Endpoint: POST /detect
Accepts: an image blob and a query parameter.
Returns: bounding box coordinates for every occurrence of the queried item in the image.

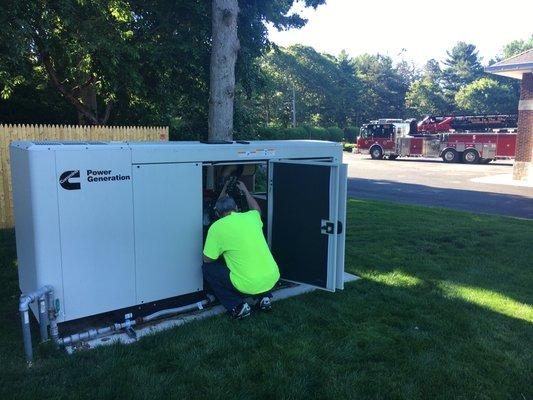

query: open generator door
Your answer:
[268,160,341,291]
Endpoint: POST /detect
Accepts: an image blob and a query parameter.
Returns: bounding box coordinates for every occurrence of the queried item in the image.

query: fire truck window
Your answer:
[360,127,371,138]
[373,124,393,138]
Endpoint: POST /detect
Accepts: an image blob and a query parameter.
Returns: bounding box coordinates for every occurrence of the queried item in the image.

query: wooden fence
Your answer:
[0,124,169,229]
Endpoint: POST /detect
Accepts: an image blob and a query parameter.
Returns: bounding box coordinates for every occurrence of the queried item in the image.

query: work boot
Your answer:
[230,302,251,320]
[257,296,272,311]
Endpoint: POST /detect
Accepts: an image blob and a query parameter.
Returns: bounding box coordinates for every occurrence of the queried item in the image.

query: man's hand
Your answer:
[237,180,261,215]
[236,180,248,193]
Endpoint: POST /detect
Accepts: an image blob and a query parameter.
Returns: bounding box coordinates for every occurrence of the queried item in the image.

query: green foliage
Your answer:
[325,126,343,141]
[501,35,533,59]
[406,78,450,117]
[343,126,359,143]
[254,45,362,128]
[234,125,347,142]
[0,0,213,128]
[455,77,518,114]
[405,38,526,118]
[0,0,324,132]
[352,54,411,120]
[442,42,484,96]
[0,2,527,137]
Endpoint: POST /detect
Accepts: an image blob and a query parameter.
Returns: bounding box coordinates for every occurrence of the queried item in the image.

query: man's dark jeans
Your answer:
[202,259,272,312]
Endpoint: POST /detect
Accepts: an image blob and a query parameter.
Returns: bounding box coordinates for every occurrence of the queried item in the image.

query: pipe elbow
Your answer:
[19,296,32,312]
[19,285,54,312]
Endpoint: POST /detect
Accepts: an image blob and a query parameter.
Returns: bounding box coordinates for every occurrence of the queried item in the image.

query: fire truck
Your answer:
[356,119,517,163]
[417,114,517,133]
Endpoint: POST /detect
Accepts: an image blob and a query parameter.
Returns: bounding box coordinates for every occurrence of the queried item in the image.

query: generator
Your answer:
[10,140,347,332]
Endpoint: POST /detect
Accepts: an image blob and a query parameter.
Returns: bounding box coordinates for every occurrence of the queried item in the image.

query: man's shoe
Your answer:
[230,302,251,319]
[258,297,272,311]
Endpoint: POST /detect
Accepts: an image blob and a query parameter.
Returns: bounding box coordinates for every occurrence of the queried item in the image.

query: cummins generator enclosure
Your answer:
[10,140,347,327]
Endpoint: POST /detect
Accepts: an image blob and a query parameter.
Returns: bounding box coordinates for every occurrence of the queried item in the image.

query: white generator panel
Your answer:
[10,140,347,325]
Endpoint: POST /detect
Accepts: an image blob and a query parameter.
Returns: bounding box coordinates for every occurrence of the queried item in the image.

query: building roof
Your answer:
[485,48,533,79]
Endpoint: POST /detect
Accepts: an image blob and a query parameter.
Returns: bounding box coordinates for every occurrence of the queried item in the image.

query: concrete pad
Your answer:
[65,273,360,353]
[471,174,533,188]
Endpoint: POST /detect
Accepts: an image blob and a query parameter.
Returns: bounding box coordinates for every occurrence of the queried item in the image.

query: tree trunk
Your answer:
[77,84,98,125]
[208,0,239,141]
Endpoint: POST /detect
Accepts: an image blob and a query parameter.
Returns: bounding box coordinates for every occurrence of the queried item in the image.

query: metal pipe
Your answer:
[20,308,33,364]
[59,300,209,347]
[38,296,48,342]
[59,322,128,346]
[19,285,54,364]
[47,290,59,344]
[143,300,208,322]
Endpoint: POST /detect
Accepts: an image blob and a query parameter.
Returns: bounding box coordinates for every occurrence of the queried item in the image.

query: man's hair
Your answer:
[215,195,237,215]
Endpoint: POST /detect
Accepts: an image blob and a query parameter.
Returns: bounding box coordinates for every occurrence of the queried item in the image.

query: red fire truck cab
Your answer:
[356,121,517,164]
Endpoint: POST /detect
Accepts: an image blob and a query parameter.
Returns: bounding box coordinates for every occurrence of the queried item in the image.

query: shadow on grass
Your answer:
[345,198,532,308]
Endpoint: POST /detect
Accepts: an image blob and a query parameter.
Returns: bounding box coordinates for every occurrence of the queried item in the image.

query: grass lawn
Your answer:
[0,200,531,399]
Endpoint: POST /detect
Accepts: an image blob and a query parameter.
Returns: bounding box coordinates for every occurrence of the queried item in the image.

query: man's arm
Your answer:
[237,181,261,215]
[217,180,230,201]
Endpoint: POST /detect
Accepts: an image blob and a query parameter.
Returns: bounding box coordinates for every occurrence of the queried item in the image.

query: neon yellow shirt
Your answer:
[203,210,280,294]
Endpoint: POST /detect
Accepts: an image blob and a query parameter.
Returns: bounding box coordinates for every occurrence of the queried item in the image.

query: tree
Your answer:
[0,1,145,124]
[501,35,533,59]
[442,42,484,96]
[0,1,212,128]
[254,45,361,128]
[0,0,324,135]
[405,78,450,117]
[423,59,443,82]
[352,54,412,120]
[209,0,326,140]
[455,77,518,114]
[405,59,452,117]
[208,0,240,141]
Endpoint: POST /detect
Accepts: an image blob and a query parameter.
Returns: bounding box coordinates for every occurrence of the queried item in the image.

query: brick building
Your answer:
[486,49,533,181]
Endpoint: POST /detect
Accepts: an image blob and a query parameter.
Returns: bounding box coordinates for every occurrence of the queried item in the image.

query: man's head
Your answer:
[215,195,238,218]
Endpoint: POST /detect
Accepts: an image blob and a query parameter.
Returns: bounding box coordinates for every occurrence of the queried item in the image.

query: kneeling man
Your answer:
[202,181,280,319]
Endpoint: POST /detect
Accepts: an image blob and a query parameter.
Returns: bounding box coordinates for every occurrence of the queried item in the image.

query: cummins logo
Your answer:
[59,169,131,190]
[59,170,81,190]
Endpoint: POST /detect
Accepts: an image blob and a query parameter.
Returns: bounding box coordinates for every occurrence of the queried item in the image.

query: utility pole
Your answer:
[292,85,296,128]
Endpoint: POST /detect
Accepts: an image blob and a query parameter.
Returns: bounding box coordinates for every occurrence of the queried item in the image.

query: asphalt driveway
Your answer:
[343,153,533,219]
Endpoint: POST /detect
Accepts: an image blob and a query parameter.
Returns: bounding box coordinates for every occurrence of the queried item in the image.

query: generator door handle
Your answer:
[321,220,343,235]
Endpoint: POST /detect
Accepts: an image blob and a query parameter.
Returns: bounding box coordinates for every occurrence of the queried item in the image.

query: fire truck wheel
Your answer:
[370,146,383,160]
[442,149,459,163]
[462,149,480,164]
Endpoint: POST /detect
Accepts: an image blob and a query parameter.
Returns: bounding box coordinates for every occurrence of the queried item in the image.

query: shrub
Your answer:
[284,127,308,140]
[304,126,328,140]
[343,126,359,143]
[245,125,346,142]
[326,126,343,142]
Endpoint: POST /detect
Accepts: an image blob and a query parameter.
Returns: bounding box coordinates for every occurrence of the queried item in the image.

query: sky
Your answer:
[267,0,533,67]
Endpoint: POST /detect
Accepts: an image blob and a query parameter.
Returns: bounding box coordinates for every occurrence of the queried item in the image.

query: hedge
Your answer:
[171,125,360,142]
[236,125,359,142]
